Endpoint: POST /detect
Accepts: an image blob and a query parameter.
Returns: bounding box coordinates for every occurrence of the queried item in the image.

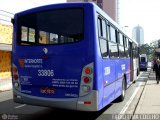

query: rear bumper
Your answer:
[13,88,77,110]
[13,89,98,111]
[140,67,147,71]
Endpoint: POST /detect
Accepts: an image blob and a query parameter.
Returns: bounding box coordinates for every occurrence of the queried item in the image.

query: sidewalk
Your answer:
[0,78,12,92]
[135,70,160,114]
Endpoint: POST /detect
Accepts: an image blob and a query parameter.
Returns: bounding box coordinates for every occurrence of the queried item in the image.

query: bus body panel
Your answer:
[102,58,130,107]
[102,59,116,107]
[115,59,130,97]
[13,43,91,98]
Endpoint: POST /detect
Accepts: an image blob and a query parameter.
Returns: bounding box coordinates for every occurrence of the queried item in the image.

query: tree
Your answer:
[139,43,150,54]
[139,43,156,61]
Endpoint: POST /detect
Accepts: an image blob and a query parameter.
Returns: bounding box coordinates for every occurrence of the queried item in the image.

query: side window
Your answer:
[107,25,110,41]
[119,45,125,58]
[118,33,125,57]
[128,40,132,58]
[135,46,138,58]
[98,17,108,58]
[110,26,116,43]
[108,42,118,57]
[102,20,107,38]
[108,25,118,58]
[124,37,128,48]
[100,39,108,57]
[98,18,107,39]
[124,37,129,57]
[119,33,124,45]
[132,43,136,58]
[98,18,102,37]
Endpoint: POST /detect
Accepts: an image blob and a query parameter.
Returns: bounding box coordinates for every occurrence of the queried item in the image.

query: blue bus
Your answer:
[139,54,148,71]
[11,2,139,111]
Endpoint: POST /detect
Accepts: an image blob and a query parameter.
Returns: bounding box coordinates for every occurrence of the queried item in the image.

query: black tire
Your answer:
[117,79,126,102]
[133,80,136,83]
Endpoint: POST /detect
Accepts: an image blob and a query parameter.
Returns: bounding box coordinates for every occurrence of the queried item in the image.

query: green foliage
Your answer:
[139,43,156,61]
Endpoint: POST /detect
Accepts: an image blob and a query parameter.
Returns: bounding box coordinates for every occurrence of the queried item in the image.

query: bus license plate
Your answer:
[40,87,55,94]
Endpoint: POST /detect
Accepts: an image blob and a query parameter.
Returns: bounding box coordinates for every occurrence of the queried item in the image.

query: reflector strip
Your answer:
[84,101,92,104]
[78,101,92,104]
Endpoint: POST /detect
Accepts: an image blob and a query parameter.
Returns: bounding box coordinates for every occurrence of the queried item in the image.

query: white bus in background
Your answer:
[139,54,148,71]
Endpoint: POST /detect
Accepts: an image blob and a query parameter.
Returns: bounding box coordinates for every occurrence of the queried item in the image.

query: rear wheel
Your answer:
[117,78,126,102]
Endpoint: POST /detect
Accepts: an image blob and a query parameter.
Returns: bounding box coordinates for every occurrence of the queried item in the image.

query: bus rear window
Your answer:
[18,8,84,45]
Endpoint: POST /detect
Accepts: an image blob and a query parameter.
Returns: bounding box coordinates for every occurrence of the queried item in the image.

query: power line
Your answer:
[38,0,51,4]
[0,10,14,15]
[0,18,12,24]
[29,0,43,6]
[0,13,13,18]
[45,0,58,4]
[30,0,59,7]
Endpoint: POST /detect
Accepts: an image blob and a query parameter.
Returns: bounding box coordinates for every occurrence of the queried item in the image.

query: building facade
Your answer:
[132,25,144,45]
[0,10,13,79]
[67,0,119,23]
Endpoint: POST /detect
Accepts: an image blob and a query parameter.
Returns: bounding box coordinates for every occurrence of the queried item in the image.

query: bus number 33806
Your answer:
[38,69,54,76]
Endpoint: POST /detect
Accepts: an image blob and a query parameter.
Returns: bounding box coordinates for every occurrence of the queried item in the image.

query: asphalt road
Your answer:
[0,71,150,120]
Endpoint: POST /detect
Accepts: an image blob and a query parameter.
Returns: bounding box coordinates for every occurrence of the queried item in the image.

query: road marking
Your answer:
[118,72,144,116]
[15,104,26,109]
[119,82,142,115]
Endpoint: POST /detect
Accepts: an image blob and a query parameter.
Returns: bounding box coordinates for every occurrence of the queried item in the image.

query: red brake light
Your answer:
[83,76,90,83]
[13,75,18,80]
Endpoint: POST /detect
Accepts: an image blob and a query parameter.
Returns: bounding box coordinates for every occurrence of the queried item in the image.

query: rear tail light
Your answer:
[79,63,93,96]
[12,67,17,73]
[83,76,91,83]
[13,75,18,80]
[82,85,90,92]
[84,67,92,75]
[12,64,21,91]
[14,82,19,88]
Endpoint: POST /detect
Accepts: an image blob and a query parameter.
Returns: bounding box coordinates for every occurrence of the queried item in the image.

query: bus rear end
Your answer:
[139,54,148,71]
[12,3,98,111]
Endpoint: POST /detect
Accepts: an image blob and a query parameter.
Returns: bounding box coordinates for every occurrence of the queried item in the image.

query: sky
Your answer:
[0,0,66,13]
[0,0,160,44]
[119,0,160,44]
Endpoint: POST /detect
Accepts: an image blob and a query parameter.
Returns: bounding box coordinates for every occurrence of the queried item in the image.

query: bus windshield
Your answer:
[18,8,83,45]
